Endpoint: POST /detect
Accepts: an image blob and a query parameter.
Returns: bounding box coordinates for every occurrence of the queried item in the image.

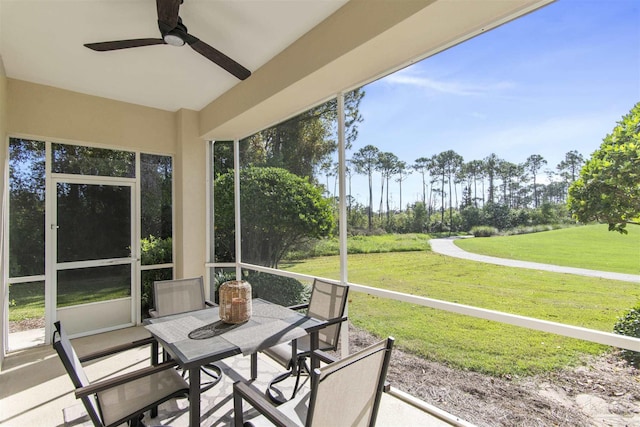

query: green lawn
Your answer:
[281,250,638,376]
[9,277,130,322]
[456,224,640,275]
[8,281,45,322]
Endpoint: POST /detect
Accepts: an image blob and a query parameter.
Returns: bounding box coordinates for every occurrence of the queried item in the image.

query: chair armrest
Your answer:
[312,349,339,365]
[75,360,179,398]
[287,303,309,311]
[322,315,348,328]
[233,381,298,427]
[79,336,156,362]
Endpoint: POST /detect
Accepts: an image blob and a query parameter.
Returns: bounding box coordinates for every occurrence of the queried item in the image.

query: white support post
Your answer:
[337,92,349,358]
[44,141,54,345]
[233,139,242,280]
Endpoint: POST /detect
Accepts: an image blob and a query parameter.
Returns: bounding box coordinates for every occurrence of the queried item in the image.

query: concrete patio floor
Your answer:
[1,326,474,427]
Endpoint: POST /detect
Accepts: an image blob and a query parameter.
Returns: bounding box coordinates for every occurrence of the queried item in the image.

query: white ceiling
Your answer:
[0,0,348,112]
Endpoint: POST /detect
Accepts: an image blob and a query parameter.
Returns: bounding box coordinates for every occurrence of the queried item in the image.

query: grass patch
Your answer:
[455,224,640,275]
[282,251,639,376]
[8,281,45,322]
[9,277,130,322]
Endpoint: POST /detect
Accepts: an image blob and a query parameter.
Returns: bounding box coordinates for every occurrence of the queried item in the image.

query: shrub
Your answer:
[212,270,309,307]
[140,236,172,313]
[460,206,484,231]
[505,225,554,236]
[483,203,511,230]
[140,235,172,265]
[613,305,640,367]
[244,272,310,307]
[470,226,500,237]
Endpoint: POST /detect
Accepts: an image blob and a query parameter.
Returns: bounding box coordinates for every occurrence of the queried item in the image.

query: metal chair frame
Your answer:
[263,279,349,403]
[52,321,188,427]
[234,337,395,427]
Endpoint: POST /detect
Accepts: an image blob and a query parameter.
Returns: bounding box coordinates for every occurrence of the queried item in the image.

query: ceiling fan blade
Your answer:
[156,0,181,29]
[84,39,166,51]
[185,35,251,80]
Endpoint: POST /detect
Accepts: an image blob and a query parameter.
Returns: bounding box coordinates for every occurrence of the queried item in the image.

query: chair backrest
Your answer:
[306,337,394,427]
[152,276,206,317]
[53,321,104,427]
[306,279,349,350]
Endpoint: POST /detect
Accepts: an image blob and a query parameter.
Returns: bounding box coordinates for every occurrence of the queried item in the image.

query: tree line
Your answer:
[342,146,585,232]
[213,89,636,268]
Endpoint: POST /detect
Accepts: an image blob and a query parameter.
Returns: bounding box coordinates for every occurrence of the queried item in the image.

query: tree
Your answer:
[319,158,338,198]
[496,160,520,208]
[525,154,547,208]
[413,157,432,206]
[568,102,640,234]
[214,167,335,267]
[465,159,485,207]
[345,160,354,217]
[553,150,584,204]
[241,88,365,180]
[351,145,380,230]
[376,151,399,221]
[431,150,463,232]
[442,150,464,232]
[484,153,500,204]
[429,153,447,228]
[9,139,46,277]
[557,150,584,185]
[395,160,410,211]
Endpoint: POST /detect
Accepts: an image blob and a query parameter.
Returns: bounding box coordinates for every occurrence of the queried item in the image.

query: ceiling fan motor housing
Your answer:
[85,0,251,80]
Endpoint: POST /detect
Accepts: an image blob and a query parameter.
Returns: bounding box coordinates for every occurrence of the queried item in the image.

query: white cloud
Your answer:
[384,70,515,97]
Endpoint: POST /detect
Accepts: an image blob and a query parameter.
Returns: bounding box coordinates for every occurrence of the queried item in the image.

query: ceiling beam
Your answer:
[199,0,553,141]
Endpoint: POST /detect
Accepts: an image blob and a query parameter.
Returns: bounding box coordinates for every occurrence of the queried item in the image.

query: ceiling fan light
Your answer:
[164,33,185,46]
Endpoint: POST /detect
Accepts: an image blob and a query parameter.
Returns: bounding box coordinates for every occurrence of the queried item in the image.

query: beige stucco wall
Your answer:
[7,79,176,153]
[175,109,207,280]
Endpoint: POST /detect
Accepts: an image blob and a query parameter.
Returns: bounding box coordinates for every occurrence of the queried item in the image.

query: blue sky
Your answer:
[346,0,640,208]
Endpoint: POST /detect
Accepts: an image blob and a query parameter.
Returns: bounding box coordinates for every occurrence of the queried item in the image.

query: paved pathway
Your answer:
[429,237,640,283]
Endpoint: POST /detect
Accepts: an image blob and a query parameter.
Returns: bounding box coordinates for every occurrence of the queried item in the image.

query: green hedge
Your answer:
[614,305,640,367]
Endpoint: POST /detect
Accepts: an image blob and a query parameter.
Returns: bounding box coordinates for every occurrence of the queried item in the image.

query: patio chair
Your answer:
[149,276,223,391]
[262,279,349,403]
[53,321,188,427]
[234,337,394,427]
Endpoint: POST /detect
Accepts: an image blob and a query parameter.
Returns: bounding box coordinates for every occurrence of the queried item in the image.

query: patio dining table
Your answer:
[144,298,326,427]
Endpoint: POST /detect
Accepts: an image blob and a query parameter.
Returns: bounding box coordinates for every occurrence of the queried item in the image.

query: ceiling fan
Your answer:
[84,0,251,80]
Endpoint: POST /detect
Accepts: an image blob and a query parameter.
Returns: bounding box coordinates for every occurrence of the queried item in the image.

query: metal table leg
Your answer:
[189,366,201,427]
